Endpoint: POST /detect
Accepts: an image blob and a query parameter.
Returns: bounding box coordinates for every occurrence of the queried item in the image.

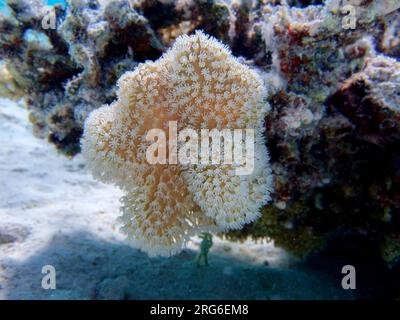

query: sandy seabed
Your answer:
[0,98,356,299]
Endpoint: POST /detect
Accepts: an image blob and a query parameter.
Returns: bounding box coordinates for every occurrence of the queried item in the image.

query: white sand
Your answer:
[0,98,356,299]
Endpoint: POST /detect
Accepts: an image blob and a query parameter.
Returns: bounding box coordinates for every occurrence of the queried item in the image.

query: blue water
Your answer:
[47,0,66,5]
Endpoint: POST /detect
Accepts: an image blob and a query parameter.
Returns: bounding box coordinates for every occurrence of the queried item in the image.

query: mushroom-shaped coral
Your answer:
[81,31,273,257]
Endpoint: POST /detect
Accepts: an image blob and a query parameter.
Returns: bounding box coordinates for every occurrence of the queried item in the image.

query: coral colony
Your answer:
[81,31,273,256]
[1,0,399,265]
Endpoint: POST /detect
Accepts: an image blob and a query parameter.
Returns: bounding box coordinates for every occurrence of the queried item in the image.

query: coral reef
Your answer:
[0,61,26,98]
[81,31,273,257]
[227,1,400,266]
[0,0,399,267]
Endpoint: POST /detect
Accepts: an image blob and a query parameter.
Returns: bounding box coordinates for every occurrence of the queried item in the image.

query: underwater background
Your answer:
[0,0,66,11]
[0,0,399,300]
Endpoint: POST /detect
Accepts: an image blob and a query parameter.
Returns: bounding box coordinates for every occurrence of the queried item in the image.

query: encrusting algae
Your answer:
[81,31,273,257]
